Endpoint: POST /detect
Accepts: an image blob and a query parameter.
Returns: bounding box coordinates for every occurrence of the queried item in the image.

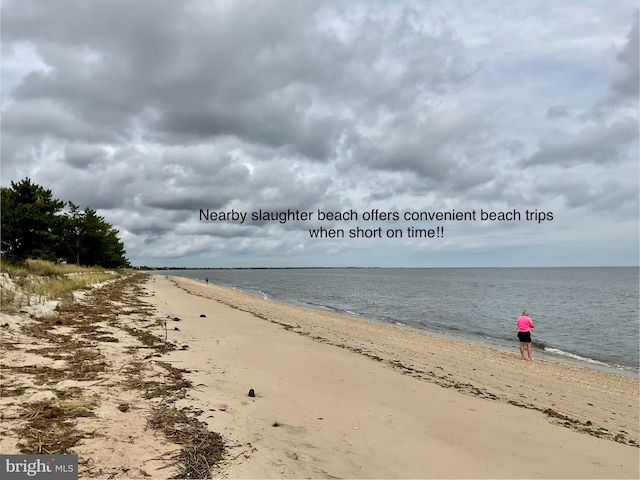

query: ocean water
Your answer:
[157,267,639,376]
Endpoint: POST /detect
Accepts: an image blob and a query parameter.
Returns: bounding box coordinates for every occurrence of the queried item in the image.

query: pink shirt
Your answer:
[517,315,533,332]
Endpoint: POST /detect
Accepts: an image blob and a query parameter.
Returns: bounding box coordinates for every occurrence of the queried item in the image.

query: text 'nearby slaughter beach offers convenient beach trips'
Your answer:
[1,272,638,479]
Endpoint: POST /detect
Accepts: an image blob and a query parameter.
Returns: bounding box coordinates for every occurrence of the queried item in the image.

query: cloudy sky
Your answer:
[2,0,638,267]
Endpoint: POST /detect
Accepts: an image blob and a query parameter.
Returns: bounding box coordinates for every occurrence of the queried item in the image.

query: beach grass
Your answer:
[0,258,120,312]
[1,257,114,277]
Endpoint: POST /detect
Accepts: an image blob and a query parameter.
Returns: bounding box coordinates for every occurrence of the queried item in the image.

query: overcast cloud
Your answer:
[1,0,638,267]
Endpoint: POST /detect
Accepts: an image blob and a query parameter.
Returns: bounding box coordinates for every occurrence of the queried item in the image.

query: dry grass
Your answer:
[2,258,108,277]
[125,360,193,400]
[24,273,118,299]
[148,405,225,480]
[113,291,226,479]
[5,273,144,457]
[1,259,119,313]
[4,271,226,477]
[17,401,93,454]
[0,382,28,397]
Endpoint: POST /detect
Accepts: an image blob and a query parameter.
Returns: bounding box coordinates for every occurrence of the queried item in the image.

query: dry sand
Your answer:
[1,272,638,479]
[1,274,213,479]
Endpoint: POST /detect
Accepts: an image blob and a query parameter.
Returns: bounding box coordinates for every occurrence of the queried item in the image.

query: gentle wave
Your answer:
[169,268,639,372]
[544,347,630,370]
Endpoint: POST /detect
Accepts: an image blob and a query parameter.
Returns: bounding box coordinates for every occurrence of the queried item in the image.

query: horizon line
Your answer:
[138,265,640,270]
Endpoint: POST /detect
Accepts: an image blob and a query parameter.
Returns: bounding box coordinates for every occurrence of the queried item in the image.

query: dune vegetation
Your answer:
[0,258,120,313]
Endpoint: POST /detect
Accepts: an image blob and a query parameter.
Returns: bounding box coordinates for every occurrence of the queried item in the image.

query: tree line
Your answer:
[1,178,129,268]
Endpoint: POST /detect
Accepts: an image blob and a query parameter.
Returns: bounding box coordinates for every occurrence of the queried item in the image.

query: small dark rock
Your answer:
[173,317,181,322]
[272,422,280,427]
[248,388,255,397]
[199,314,207,318]
[174,327,180,331]
[118,403,130,412]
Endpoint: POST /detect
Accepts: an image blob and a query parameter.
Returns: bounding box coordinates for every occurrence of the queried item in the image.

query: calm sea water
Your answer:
[157,268,639,376]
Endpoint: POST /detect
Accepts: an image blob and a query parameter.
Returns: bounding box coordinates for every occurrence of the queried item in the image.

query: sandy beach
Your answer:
[1,272,638,479]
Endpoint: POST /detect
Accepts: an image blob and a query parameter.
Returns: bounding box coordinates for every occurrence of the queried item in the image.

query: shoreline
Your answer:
[2,272,639,478]
[166,275,640,445]
[181,276,640,379]
[158,274,640,477]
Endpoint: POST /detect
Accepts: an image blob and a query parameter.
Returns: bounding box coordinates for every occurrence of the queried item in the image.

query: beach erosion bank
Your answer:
[1,273,638,478]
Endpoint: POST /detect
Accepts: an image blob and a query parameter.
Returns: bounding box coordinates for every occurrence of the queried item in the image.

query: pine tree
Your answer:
[1,179,130,267]
[1,178,65,262]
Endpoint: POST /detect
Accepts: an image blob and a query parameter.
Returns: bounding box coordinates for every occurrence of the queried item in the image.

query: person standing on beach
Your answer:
[517,310,535,361]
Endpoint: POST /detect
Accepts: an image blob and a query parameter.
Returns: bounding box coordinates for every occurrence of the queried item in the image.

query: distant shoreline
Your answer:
[142,265,639,270]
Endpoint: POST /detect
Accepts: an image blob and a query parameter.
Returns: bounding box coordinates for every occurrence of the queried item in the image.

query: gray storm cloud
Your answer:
[1,0,637,266]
